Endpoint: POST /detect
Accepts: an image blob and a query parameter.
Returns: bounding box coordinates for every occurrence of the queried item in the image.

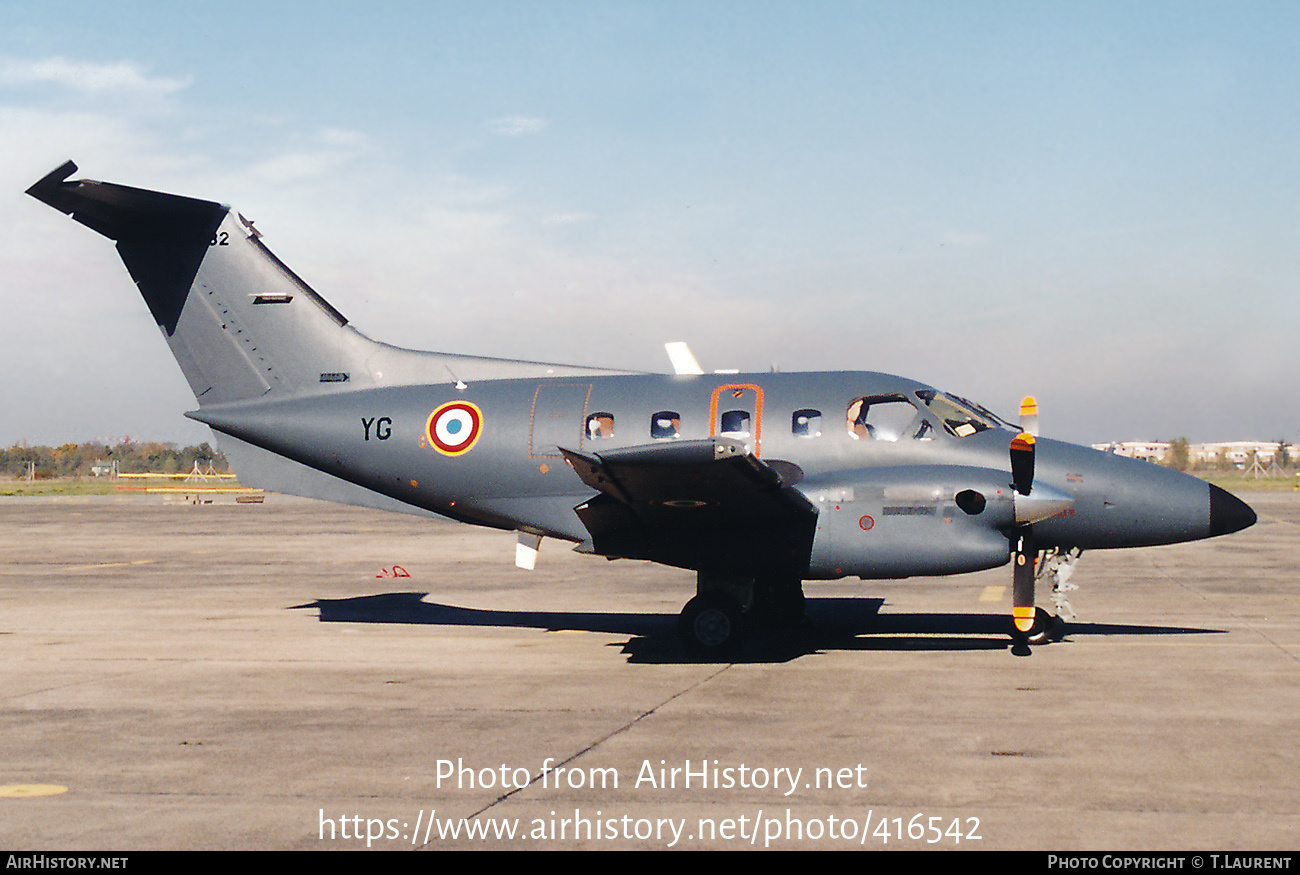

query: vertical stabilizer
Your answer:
[27,161,374,406]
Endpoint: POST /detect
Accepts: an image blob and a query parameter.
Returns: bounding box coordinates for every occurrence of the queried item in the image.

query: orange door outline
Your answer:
[709,383,764,457]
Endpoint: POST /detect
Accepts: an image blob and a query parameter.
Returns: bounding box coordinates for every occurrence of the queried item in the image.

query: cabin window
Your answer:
[792,409,822,438]
[846,395,927,442]
[651,411,681,439]
[720,410,750,438]
[586,412,615,440]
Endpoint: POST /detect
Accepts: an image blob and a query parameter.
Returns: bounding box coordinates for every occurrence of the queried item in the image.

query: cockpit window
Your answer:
[915,390,1005,438]
[846,395,930,442]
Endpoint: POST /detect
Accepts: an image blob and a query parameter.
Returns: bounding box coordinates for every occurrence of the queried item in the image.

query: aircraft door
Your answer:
[710,383,764,456]
[529,383,592,458]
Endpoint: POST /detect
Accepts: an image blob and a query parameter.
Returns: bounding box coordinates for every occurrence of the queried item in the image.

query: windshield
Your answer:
[914,389,1010,438]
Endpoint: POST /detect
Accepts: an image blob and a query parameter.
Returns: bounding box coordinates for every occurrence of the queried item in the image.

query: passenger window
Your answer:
[651,411,681,439]
[792,409,822,438]
[847,396,925,442]
[720,410,750,438]
[585,412,614,440]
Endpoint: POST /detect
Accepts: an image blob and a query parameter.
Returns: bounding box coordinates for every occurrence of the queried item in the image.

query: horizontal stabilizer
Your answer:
[27,161,227,244]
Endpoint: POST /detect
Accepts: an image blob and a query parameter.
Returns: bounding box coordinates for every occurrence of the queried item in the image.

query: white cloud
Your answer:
[0,56,190,98]
[487,115,547,136]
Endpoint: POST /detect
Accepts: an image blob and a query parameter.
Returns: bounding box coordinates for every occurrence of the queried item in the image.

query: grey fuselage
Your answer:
[189,368,1233,580]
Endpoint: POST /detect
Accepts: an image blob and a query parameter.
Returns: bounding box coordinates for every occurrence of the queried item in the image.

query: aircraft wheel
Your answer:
[1011,607,1060,646]
[1029,608,1065,645]
[679,593,745,656]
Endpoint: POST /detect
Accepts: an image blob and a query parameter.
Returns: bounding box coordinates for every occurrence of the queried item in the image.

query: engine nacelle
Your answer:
[801,466,1017,579]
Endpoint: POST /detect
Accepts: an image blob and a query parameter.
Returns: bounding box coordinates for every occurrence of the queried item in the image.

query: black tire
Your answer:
[678,593,746,655]
[1028,607,1063,645]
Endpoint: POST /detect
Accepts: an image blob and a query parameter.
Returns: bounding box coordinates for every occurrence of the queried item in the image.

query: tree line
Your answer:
[1,441,230,479]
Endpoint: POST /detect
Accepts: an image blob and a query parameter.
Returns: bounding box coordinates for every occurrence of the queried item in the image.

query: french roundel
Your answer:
[427,401,483,456]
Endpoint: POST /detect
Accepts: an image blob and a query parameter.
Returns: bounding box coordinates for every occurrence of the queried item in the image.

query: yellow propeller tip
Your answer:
[1013,606,1037,632]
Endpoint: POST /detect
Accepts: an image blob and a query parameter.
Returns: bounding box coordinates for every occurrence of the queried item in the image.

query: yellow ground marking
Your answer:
[117,472,237,479]
[0,784,68,798]
[115,486,263,494]
[979,585,1006,602]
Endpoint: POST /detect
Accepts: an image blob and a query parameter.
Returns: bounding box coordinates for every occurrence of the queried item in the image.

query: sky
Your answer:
[2,1,1298,448]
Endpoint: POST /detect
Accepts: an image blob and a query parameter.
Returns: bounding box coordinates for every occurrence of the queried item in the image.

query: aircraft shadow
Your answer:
[292,593,1224,664]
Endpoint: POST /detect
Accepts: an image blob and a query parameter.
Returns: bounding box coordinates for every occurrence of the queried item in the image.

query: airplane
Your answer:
[26,161,1257,654]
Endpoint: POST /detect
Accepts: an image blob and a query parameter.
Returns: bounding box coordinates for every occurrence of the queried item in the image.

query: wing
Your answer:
[560,438,817,577]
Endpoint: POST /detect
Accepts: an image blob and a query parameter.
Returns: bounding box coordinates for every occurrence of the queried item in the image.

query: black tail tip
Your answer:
[1208,483,1256,536]
[25,160,79,208]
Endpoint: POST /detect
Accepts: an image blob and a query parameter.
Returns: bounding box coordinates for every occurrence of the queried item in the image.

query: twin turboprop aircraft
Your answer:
[27,162,1257,653]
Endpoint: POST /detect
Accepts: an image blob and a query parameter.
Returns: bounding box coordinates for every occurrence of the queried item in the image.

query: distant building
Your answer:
[1091,440,1286,468]
[1092,441,1171,463]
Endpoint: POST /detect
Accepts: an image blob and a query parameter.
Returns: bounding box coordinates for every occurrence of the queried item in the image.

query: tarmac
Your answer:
[1,489,1295,850]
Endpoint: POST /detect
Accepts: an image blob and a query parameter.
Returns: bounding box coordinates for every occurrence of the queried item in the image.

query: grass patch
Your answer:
[1201,474,1300,492]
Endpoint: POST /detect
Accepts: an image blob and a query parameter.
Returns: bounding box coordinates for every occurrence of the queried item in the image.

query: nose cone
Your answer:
[1209,484,1257,536]
[1028,439,1260,549]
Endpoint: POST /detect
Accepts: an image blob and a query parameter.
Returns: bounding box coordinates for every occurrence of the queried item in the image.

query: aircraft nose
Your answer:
[1208,484,1257,536]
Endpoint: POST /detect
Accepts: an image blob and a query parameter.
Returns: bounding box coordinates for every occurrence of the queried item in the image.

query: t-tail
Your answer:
[26,160,386,405]
[26,161,631,408]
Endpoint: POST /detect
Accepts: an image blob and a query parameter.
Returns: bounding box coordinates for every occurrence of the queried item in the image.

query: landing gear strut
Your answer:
[751,575,805,630]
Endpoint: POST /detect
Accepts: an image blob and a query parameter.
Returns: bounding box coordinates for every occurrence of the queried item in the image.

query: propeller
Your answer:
[1019,395,1039,437]
[1005,395,1075,639]
[1011,526,1038,634]
[1010,396,1039,636]
[1010,431,1035,497]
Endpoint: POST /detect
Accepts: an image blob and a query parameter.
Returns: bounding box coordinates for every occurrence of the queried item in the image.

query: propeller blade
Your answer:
[1010,431,1035,496]
[1019,395,1039,436]
[1012,526,1036,633]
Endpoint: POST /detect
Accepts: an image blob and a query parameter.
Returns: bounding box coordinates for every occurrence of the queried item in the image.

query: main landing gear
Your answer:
[677,572,806,655]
